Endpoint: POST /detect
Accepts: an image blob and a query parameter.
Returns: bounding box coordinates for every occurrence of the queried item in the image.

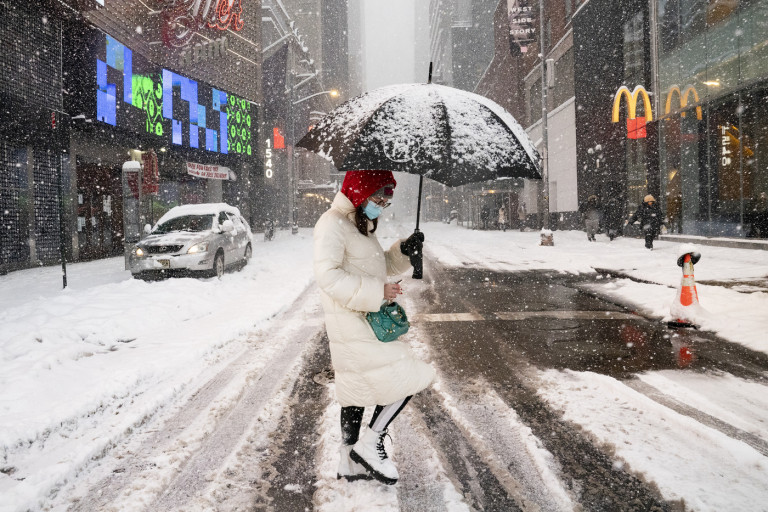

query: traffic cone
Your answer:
[668,252,703,328]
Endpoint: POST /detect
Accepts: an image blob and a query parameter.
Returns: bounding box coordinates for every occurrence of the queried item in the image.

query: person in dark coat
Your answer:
[626,194,666,249]
[603,196,624,241]
[578,195,601,241]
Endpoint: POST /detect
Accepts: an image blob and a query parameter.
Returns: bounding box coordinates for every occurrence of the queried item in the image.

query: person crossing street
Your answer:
[313,170,435,485]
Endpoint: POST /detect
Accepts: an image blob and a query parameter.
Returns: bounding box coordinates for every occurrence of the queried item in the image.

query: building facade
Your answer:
[655,0,768,237]
[261,0,351,230]
[471,0,582,230]
[0,0,263,273]
[575,0,768,239]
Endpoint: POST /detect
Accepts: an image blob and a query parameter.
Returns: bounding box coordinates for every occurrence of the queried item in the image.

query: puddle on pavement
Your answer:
[437,268,768,380]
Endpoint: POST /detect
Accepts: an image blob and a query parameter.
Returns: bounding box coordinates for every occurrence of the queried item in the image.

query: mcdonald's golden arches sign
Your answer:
[612,85,652,139]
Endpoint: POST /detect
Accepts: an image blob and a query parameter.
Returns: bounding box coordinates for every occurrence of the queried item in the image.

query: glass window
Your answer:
[739,0,768,84]
[623,12,645,86]
[740,86,768,238]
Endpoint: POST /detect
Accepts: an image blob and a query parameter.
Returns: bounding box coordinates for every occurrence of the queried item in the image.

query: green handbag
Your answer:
[366,302,410,342]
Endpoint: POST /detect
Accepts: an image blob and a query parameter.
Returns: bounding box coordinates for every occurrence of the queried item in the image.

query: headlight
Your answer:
[135,247,145,257]
[187,242,209,254]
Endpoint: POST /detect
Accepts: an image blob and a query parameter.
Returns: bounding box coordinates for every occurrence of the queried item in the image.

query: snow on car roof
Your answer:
[156,203,242,225]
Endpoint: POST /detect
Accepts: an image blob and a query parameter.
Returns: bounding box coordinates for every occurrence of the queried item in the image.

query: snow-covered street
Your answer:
[2,222,768,511]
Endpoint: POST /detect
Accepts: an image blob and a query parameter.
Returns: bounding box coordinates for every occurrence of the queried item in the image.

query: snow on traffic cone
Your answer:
[668,246,705,328]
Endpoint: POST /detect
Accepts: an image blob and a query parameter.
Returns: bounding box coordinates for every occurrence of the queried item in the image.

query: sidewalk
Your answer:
[660,233,768,251]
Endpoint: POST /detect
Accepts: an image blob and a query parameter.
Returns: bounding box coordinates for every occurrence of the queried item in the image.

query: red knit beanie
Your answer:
[340,171,397,208]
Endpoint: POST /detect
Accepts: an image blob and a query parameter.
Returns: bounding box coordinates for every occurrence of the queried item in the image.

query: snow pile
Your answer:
[0,230,315,511]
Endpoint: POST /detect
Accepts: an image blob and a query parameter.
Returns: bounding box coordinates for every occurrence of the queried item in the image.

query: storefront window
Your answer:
[656,0,768,237]
[679,107,707,232]
[741,86,768,238]
[739,0,768,84]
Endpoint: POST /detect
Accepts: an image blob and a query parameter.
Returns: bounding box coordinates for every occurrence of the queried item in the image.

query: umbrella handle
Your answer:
[410,227,423,279]
[410,245,423,279]
[412,175,424,279]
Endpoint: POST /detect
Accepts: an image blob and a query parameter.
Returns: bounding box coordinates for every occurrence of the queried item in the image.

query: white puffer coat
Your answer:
[313,192,436,407]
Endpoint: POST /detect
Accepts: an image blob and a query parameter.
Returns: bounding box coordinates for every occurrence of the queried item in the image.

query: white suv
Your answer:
[129,203,253,279]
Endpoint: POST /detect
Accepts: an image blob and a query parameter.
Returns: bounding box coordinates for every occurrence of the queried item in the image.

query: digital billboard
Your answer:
[96,34,253,156]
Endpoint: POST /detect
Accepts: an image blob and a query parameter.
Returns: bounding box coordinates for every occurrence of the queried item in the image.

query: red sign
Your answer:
[142,150,159,195]
[162,0,244,48]
[273,127,285,149]
[627,116,647,139]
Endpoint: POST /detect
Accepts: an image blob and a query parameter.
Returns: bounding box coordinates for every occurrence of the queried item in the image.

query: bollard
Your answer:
[540,229,554,246]
[668,245,703,328]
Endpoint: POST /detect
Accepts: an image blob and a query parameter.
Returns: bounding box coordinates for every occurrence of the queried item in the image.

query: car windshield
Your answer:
[153,215,213,234]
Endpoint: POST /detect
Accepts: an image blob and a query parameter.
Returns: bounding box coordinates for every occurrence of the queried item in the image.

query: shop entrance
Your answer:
[76,162,123,260]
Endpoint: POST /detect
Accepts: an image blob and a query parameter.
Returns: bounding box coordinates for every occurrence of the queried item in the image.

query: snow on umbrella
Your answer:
[297,80,541,279]
[296,83,541,186]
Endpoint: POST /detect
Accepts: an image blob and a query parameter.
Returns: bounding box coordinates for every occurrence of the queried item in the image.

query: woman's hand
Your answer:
[384,282,403,301]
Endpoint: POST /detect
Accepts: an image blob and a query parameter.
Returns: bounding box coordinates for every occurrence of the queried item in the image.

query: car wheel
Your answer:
[244,243,252,262]
[213,251,225,279]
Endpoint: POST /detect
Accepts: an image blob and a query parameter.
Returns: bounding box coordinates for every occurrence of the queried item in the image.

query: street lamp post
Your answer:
[539,0,550,231]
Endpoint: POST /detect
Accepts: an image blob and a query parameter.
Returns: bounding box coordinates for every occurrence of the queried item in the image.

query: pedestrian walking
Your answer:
[480,205,490,230]
[498,205,507,231]
[626,194,666,250]
[578,195,601,241]
[603,195,624,241]
[313,170,435,485]
[517,201,526,231]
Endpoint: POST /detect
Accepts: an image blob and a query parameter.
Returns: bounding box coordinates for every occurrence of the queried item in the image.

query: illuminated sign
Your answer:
[273,127,285,149]
[264,138,273,178]
[664,85,703,120]
[186,161,231,180]
[161,0,244,48]
[612,85,652,139]
[96,34,253,156]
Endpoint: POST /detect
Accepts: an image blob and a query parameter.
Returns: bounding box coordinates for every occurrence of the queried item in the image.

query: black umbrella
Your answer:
[297,69,541,277]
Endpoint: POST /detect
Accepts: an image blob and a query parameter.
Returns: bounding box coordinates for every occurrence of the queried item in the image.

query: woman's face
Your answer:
[366,196,391,209]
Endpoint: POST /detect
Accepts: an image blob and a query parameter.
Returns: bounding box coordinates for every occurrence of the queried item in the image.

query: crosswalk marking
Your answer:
[414,311,638,322]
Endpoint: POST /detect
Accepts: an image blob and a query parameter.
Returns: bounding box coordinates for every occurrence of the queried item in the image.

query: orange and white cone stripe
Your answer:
[669,253,704,328]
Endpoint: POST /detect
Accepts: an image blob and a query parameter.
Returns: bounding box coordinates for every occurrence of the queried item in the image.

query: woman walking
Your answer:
[313,170,435,485]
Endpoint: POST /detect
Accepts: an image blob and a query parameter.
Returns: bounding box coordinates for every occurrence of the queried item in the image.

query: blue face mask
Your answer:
[363,201,383,219]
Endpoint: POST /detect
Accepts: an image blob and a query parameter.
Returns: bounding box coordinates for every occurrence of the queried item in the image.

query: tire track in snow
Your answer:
[624,378,768,457]
[411,263,675,511]
[63,285,324,511]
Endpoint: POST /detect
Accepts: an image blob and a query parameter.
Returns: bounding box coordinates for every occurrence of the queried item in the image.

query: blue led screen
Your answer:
[96,35,253,156]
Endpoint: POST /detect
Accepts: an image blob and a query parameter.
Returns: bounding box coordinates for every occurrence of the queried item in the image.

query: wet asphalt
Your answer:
[257,263,768,511]
[405,263,768,511]
[416,267,768,381]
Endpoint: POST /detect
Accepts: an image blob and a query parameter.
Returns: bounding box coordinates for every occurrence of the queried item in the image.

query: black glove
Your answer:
[400,231,425,257]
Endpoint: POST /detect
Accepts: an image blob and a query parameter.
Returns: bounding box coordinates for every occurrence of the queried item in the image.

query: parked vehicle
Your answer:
[129,203,253,280]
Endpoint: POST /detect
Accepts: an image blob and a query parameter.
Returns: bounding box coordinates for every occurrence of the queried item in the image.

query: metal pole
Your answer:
[415,175,424,231]
[288,44,298,235]
[57,149,67,289]
[539,0,550,230]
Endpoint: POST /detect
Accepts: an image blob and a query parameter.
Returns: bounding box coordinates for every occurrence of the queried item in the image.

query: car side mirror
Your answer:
[221,219,235,233]
[143,224,152,234]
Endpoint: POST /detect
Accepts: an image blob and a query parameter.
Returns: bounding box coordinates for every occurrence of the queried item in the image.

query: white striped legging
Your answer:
[340,396,412,445]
